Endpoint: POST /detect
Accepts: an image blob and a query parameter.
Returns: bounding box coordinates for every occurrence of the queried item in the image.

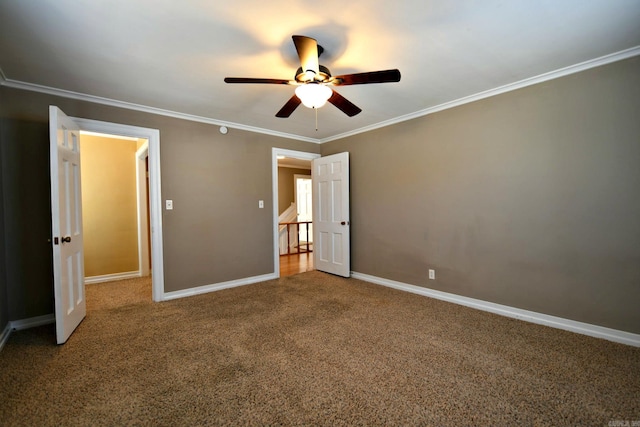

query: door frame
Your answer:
[136,141,151,278]
[73,118,165,302]
[272,148,320,277]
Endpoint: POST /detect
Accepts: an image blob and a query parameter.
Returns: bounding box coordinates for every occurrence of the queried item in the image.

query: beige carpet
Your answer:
[0,271,638,426]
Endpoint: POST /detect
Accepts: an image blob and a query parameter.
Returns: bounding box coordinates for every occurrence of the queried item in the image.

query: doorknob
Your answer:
[340,221,350,225]
[61,236,71,243]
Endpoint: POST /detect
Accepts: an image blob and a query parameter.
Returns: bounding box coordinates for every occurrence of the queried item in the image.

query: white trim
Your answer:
[85,271,141,284]
[0,78,319,144]
[277,163,313,170]
[0,314,57,352]
[163,273,277,301]
[80,130,138,141]
[9,313,56,331]
[3,47,637,145]
[272,148,321,277]
[352,272,640,348]
[0,322,11,352]
[319,46,640,143]
[135,141,151,278]
[72,118,165,302]
[0,313,56,351]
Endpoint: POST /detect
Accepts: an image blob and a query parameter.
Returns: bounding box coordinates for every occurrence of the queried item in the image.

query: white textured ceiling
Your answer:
[1,0,639,142]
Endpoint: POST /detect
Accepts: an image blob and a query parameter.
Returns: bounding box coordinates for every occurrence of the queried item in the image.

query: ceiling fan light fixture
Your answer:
[295,83,332,109]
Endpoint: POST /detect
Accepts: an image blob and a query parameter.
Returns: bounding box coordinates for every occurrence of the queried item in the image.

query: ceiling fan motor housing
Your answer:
[295,65,332,83]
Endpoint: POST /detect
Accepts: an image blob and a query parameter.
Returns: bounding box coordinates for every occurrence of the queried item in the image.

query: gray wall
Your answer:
[0,103,53,322]
[0,86,319,322]
[321,56,640,334]
[0,113,8,331]
[1,56,638,336]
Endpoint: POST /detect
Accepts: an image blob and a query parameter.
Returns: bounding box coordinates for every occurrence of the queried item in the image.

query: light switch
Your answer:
[259,200,264,209]
[166,199,173,210]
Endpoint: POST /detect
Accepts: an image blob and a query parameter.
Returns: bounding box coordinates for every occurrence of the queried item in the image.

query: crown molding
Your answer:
[0,78,320,144]
[2,45,638,145]
[320,45,640,143]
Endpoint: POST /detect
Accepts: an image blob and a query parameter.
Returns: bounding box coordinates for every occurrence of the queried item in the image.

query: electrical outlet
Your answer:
[258,200,264,209]
[165,199,173,210]
[429,269,435,280]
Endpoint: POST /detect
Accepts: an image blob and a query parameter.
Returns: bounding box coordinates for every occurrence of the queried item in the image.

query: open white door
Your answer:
[50,106,86,344]
[312,152,350,277]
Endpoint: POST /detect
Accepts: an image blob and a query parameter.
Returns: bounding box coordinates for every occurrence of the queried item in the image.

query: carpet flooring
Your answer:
[0,271,639,426]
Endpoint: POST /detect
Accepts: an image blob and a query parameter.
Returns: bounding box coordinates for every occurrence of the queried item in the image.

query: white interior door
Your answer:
[312,152,350,277]
[50,106,86,344]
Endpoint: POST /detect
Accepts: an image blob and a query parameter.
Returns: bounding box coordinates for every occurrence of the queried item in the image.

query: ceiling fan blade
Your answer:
[276,95,302,118]
[292,35,320,77]
[224,77,292,85]
[331,69,401,86]
[328,90,362,117]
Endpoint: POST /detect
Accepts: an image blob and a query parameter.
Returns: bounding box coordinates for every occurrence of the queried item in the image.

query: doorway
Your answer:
[272,148,320,277]
[79,132,150,285]
[73,117,165,301]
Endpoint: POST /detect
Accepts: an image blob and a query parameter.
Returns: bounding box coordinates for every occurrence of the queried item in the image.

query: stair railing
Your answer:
[279,221,313,255]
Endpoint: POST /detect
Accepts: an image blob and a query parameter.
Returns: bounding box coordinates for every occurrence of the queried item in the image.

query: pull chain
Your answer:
[315,107,318,131]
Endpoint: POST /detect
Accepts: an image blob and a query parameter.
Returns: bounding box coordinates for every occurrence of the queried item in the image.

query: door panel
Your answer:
[319,232,329,262]
[50,106,86,344]
[332,181,343,219]
[312,152,350,277]
[318,181,328,221]
[333,234,344,264]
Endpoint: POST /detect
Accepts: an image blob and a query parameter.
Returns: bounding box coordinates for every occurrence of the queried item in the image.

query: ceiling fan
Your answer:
[224,35,401,118]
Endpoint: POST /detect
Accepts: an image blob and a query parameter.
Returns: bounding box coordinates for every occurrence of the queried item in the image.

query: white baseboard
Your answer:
[162,272,278,301]
[85,271,141,284]
[351,272,640,348]
[10,313,55,331]
[0,313,56,352]
[0,322,11,352]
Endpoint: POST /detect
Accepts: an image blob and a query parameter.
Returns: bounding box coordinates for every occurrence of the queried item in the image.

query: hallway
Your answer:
[280,252,314,277]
